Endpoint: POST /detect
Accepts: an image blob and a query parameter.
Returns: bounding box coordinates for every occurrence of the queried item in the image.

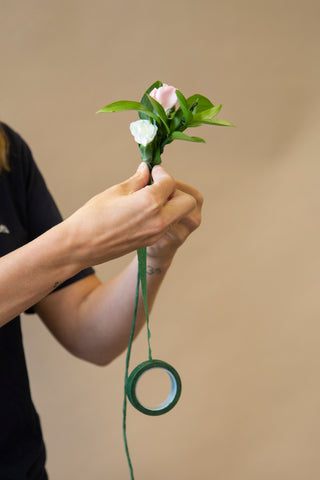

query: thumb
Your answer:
[121,162,150,194]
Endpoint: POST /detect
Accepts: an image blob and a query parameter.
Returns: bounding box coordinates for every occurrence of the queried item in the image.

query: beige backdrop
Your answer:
[1,0,320,479]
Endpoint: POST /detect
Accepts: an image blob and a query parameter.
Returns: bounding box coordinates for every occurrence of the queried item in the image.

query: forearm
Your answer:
[72,254,173,366]
[0,223,79,327]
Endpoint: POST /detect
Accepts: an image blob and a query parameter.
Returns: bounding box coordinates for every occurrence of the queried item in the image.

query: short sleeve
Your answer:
[1,123,95,314]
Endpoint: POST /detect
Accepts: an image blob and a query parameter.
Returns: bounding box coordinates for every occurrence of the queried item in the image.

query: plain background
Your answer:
[1,0,320,478]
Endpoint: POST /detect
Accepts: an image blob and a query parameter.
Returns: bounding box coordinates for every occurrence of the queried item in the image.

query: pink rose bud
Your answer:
[149,83,178,112]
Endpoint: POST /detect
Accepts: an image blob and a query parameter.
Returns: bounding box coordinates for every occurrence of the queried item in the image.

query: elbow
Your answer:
[72,348,118,367]
[91,356,113,367]
[67,334,126,367]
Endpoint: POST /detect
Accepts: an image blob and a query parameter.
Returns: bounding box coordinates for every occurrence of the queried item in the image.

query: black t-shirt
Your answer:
[0,123,94,479]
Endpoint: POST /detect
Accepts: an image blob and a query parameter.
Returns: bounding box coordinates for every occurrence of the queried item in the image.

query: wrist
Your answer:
[146,251,174,272]
[43,221,83,277]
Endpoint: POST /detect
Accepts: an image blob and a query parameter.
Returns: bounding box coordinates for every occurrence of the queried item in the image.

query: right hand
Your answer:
[62,162,196,268]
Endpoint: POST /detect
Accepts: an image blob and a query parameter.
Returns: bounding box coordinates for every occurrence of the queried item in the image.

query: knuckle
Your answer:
[192,190,203,207]
[186,188,204,207]
[186,215,201,231]
[109,182,123,196]
[117,181,130,194]
[188,195,197,211]
[146,191,162,214]
[196,191,204,206]
[193,215,202,229]
[167,175,176,190]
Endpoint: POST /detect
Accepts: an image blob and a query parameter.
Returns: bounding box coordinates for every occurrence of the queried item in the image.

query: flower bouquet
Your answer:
[97,80,234,168]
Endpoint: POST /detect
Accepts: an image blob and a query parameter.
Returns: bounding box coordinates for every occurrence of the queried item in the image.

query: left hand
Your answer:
[146,178,203,266]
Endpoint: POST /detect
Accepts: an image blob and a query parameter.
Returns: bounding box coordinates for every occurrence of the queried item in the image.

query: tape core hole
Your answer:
[135,367,177,411]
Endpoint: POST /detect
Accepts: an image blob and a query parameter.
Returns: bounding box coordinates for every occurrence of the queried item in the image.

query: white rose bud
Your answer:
[129,120,158,147]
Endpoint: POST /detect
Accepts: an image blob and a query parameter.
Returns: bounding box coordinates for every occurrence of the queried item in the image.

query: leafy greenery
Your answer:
[176,90,193,124]
[97,81,234,167]
[171,131,205,143]
[186,94,214,113]
[97,101,160,124]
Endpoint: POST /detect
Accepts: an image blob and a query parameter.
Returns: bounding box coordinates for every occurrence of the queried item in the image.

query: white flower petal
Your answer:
[129,120,158,146]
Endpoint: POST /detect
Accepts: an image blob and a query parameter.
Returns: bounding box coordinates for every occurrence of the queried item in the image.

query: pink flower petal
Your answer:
[150,83,178,112]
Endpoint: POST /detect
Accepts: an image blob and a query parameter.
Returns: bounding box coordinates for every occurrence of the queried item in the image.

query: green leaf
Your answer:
[139,80,163,120]
[97,100,160,123]
[188,118,235,128]
[200,118,235,127]
[186,94,214,113]
[171,131,205,143]
[193,104,222,122]
[160,136,174,149]
[169,109,184,132]
[176,90,193,123]
[146,94,170,133]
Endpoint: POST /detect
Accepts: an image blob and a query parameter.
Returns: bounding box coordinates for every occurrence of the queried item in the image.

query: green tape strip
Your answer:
[137,248,152,361]
[122,166,182,478]
[126,359,182,416]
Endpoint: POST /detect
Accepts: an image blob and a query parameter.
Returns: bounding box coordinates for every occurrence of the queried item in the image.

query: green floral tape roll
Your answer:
[126,359,182,416]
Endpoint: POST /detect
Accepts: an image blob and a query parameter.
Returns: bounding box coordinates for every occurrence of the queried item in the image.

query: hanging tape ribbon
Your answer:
[122,169,182,478]
[126,359,182,416]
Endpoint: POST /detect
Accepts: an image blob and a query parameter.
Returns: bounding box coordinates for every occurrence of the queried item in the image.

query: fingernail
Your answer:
[137,162,146,172]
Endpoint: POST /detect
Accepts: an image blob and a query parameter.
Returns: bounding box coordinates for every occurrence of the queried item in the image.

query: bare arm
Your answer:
[0,224,80,327]
[34,255,172,366]
[34,178,203,366]
[0,164,199,331]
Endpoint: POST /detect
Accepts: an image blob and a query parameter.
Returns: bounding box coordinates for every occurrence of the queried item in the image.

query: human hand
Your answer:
[62,163,197,269]
[146,175,203,267]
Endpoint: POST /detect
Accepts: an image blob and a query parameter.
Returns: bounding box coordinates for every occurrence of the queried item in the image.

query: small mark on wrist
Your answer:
[53,281,60,289]
[147,265,162,275]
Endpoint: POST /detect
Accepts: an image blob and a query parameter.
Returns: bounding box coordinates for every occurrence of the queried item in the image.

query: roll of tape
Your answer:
[126,359,182,416]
